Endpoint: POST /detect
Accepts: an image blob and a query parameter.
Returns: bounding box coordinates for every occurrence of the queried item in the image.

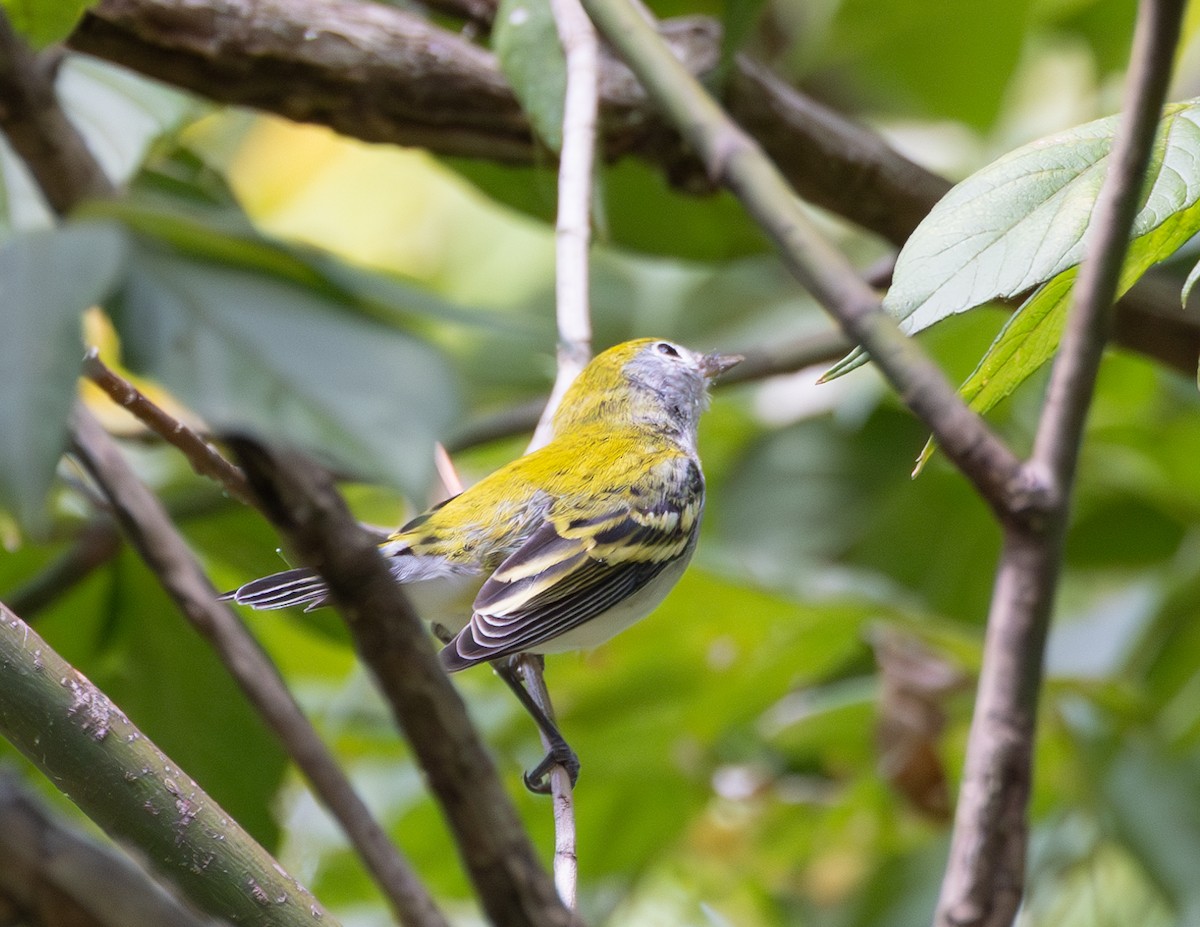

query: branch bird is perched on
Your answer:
[225,338,741,790]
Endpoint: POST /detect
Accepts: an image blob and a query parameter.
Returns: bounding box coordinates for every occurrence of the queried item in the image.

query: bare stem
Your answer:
[934,3,1186,925]
[516,0,603,902]
[83,350,253,506]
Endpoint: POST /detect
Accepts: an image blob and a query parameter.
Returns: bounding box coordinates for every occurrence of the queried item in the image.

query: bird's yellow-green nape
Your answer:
[550,338,740,438]
[551,339,658,433]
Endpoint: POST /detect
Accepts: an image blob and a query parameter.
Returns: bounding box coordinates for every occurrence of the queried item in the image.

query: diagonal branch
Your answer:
[576,0,1031,521]
[0,601,337,926]
[227,438,578,927]
[69,407,451,927]
[934,3,1187,926]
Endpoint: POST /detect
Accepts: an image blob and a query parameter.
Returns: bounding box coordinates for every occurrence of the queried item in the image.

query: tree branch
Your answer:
[83,350,253,506]
[68,407,450,927]
[0,601,336,926]
[934,3,1187,926]
[67,0,937,246]
[577,0,1032,520]
[62,0,1200,375]
[226,438,577,927]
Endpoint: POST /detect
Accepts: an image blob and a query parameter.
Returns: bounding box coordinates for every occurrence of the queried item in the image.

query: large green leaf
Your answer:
[912,190,1200,472]
[0,221,127,531]
[1097,735,1200,922]
[493,0,566,151]
[109,241,459,493]
[827,100,1200,380]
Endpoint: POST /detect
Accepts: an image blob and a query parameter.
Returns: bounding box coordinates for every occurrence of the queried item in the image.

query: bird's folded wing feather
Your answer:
[440,458,703,670]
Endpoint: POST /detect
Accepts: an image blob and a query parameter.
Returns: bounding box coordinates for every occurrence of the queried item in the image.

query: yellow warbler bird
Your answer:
[226,338,741,789]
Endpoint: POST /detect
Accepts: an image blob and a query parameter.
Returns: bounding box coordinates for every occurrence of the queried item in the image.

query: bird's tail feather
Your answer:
[221,568,330,611]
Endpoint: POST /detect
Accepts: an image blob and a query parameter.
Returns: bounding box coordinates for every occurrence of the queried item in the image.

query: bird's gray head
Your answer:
[620,339,742,446]
[553,338,742,444]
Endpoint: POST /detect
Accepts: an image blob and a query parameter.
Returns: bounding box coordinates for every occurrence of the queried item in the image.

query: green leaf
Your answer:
[827,100,1200,380]
[913,190,1200,473]
[109,242,459,494]
[1,0,92,48]
[0,221,127,531]
[83,194,484,329]
[493,0,566,151]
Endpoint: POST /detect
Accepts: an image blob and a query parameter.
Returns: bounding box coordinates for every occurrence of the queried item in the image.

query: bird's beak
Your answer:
[699,351,743,380]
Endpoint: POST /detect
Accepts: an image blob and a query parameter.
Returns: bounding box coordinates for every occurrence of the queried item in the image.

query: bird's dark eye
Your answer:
[656,342,680,358]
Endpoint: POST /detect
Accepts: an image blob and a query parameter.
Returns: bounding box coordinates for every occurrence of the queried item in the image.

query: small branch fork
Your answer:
[571,0,1186,924]
[935,3,1185,925]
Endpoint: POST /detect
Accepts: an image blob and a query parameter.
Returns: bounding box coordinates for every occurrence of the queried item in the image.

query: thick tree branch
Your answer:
[227,439,577,927]
[0,775,231,927]
[67,0,937,247]
[64,0,1198,377]
[0,602,336,926]
[934,3,1186,926]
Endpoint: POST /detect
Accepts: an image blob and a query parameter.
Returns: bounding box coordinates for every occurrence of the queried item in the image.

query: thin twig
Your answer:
[68,407,450,927]
[933,3,1186,926]
[83,350,253,506]
[527,0,598,452]
[576,0,1031,522]
[517,0,601,905]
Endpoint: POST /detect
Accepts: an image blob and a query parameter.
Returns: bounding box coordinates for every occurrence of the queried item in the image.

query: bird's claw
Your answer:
[523,742,580,794]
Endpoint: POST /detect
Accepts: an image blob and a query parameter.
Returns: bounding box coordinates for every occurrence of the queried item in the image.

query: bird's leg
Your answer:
[493,656,580,794]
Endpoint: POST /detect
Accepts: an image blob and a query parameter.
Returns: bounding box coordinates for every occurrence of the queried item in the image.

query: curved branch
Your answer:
[68,0,939,247]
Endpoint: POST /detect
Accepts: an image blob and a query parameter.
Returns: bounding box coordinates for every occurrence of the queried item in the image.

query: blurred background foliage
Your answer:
[4,0,1200,925]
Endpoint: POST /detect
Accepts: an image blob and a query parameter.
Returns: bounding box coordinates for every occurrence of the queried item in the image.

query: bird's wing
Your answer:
[440,457,703,670]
